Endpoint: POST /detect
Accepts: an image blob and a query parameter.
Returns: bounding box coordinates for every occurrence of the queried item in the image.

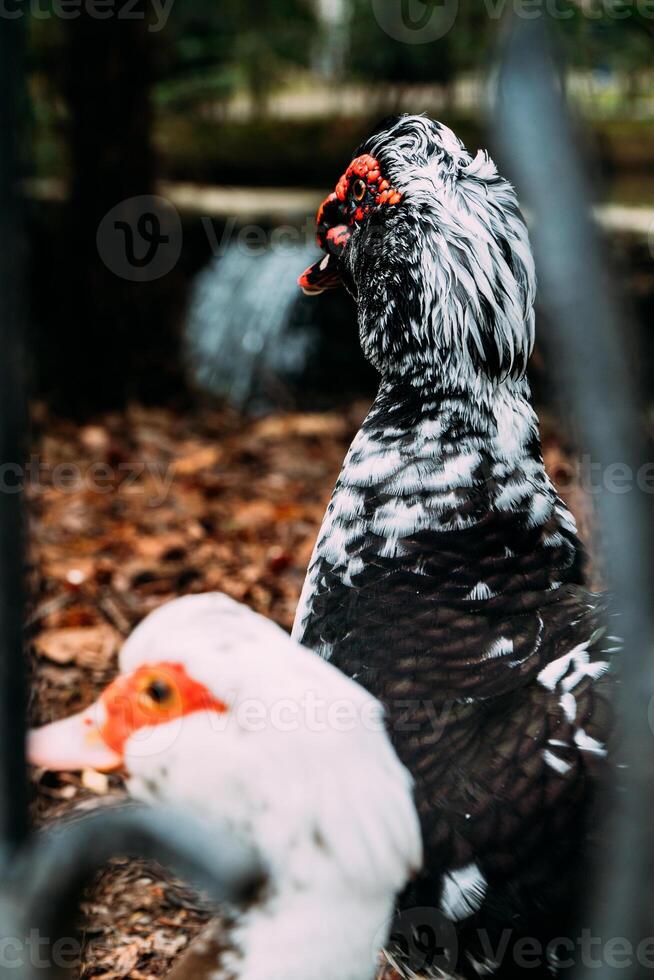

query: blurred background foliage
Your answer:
[27,0,654,186]
[22,0,653,415]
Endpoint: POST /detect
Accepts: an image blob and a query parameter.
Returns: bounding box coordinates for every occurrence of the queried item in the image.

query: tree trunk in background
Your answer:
[40,2,184,417]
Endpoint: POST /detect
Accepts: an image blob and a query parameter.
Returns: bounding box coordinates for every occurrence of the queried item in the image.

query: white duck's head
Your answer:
[29,593,422,980]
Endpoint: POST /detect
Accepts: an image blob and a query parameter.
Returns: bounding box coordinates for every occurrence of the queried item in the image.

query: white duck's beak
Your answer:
[28,703,123,773]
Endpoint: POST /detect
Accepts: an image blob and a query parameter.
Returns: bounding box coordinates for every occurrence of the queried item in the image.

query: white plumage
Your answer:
[30,593,422,980]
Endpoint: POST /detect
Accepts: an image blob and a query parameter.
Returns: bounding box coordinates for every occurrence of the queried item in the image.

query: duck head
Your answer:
[299,114,536,386]
[29,593,422,980]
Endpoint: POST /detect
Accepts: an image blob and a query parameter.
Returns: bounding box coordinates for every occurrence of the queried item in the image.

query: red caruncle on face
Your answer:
[298,153,402,295]
[334,154,401,211]
[318,154,402,250]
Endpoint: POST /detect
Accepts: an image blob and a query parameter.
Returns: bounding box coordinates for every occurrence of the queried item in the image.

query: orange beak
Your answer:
[28,702,123,773]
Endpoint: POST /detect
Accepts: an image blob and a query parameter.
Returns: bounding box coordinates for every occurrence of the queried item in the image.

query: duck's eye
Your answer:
[138,677,177,711]
[352,178,367,202]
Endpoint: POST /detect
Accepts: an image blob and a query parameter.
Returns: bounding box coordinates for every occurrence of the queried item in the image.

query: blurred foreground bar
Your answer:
[0,15,28,863]
[497,15,654,980]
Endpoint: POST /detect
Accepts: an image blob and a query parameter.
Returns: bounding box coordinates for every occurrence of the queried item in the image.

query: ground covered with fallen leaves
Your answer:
[27,400,596,980]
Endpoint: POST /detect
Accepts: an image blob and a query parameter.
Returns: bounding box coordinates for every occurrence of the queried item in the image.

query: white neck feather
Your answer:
[226,883,395,980]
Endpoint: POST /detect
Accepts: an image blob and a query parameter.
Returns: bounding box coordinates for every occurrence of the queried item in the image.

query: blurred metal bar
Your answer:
[0,11,29,865]
[0,17,266,974]
[496,15,654,980]
[5,805,265,980]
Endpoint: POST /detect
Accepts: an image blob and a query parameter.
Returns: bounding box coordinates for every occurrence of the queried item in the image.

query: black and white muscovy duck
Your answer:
[294,115,619,978]
[28,593,422,980]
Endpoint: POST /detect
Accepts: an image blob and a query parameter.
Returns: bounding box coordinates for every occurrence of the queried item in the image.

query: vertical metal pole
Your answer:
[496,16,654,979]
[0,13,29,865]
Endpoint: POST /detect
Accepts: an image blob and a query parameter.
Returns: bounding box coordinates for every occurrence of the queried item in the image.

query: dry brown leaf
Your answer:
[172,445,222,475]
[112,940,143,977]
[230,499,277,529]
[151,931,188,956]
[134,533,188,562]
[34,623,120,669]
[251,412,348,440]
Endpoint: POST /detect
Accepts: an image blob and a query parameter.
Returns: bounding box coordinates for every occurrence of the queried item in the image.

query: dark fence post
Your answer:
[497,15,654,980]
[0,10,29,867]
[0,23,264,976]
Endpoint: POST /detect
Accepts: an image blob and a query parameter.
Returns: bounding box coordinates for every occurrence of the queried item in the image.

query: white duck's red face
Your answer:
[298,152,403,296]
[28,660,228,773]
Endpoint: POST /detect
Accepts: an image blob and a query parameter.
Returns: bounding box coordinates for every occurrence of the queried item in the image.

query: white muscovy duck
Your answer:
[294,115,618,978]
[28,593,422,980]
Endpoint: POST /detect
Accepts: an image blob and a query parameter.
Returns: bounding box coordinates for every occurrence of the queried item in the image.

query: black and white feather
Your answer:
[294,115,618,979]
